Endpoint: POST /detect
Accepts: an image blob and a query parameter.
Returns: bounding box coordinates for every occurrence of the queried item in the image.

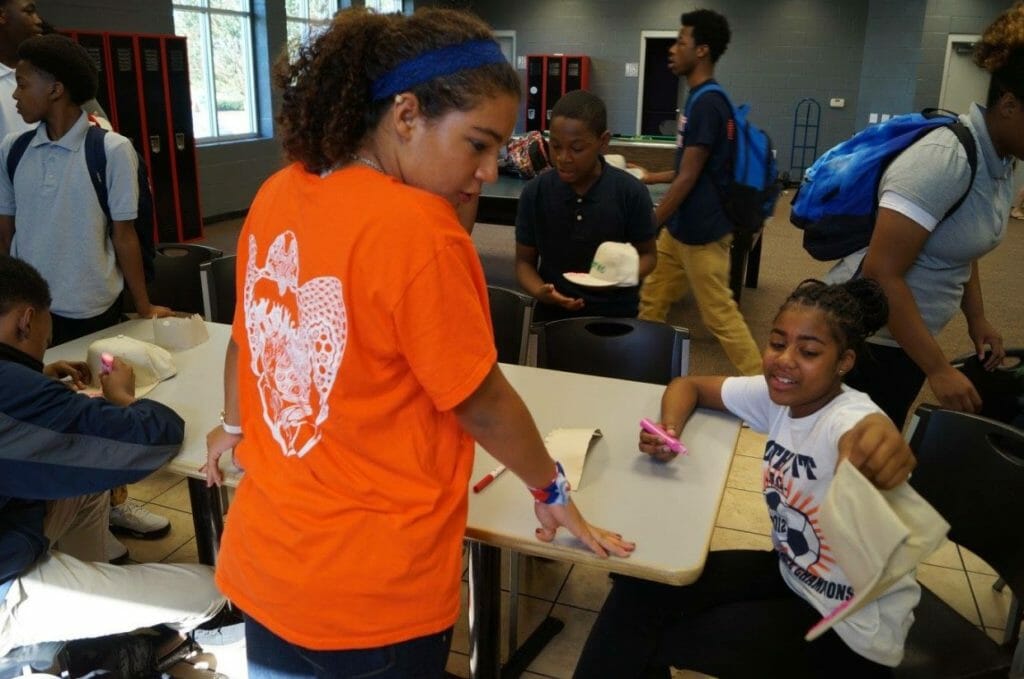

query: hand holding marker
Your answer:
[100,352,114,375]
[640,418,688,456]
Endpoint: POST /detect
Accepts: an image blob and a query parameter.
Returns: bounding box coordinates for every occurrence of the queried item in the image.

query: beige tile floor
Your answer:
[124,428,1017,678]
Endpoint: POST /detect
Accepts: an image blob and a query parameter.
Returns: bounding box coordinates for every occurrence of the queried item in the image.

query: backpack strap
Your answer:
[83,125,112,223]
[5,130,37,183]
[942,121,978,221]
[684,82,730,118]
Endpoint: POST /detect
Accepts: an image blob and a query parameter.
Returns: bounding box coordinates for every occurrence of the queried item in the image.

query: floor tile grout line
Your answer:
[955,545,989,628]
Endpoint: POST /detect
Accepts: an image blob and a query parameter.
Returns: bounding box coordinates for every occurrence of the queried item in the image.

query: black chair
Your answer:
[895,404,1024,678]
[953,348,1024,428]
[149,243,224,315]
[954,347,1024,642]
[487,285,535,365]
[200,254,238,324]
[536,316,690,384]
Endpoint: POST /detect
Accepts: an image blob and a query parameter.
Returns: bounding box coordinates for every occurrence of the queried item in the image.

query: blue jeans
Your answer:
[244,613,453,679]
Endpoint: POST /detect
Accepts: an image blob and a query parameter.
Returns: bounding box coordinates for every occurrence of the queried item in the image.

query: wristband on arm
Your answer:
[219,411,242,436]
[528,461,570,505]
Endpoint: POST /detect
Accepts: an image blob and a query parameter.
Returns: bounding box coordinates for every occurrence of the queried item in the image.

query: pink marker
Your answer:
[640,418,688,456]
[100,352,114,375]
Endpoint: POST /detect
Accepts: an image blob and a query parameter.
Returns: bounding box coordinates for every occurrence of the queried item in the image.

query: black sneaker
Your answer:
[64,631,158,679]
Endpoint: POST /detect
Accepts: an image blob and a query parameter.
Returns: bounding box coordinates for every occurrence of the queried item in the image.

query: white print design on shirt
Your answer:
[243,231,346,458]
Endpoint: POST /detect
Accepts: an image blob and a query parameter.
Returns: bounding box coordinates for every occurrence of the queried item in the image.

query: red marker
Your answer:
[100,352,114,375]
[473,464,507,493]
[640,418,688,456]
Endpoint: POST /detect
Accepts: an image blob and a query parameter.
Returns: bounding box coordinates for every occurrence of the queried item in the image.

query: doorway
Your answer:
[940,34,1023,192]
[636,31,683,136]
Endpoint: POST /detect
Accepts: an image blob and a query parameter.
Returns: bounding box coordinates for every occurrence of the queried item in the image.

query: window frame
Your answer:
[172,0,260,144]
[285,0,343,61]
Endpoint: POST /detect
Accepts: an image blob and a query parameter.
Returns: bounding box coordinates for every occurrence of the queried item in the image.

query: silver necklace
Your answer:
[351,154,384,173]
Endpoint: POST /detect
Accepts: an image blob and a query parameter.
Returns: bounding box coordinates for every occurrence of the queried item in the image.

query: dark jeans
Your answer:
[843,342,926,431]
[244,612,453,679]
[573,550,893,679]
[50,296,124,347]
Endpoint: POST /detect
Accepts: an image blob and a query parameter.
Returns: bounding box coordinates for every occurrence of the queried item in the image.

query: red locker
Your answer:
[64,31,204,243]
[523,55,591,133]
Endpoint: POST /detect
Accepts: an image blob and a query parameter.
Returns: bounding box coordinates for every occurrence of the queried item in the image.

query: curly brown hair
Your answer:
[274,7,520,174]
[974,1,1024,104]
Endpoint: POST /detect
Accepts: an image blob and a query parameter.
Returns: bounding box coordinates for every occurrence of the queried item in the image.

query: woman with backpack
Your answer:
[829,2,1024,429]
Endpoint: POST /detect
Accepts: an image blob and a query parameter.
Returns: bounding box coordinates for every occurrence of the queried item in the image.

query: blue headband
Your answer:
[370,39,507,101]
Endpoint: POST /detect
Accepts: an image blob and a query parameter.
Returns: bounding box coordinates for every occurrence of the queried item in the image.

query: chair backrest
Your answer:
[487,285,535,365]
[200,254,238,324]
[952,348,1024,428]
[536,316,690,384]
[149,243,224,315]
[907,404,1024,598]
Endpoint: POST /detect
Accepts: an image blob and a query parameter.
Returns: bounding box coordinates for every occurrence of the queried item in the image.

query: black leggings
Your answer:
[573,550,893,679]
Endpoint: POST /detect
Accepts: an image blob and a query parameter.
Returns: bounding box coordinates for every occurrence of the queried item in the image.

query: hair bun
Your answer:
[843,278,889,337]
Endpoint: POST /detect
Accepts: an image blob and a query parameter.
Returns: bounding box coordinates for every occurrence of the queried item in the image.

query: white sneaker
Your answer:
[104,529,129,563]
[109,499,171,539]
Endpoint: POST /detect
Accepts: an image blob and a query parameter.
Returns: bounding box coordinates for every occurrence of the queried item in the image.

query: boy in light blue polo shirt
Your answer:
[0,34,171,345]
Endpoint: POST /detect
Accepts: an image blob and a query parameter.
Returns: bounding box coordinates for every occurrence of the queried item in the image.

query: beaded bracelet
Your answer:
[528,461,570,506]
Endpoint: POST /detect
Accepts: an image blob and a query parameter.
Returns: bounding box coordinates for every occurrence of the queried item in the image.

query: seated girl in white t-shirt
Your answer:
[574,278,918,679]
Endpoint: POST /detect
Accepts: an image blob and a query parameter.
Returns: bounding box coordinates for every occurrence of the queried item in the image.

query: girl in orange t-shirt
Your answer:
[203,7,634,678]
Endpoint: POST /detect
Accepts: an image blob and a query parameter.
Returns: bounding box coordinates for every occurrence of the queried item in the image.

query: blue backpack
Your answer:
[790,109,977,261]
[687,84,780,233]
[6,125,157,282]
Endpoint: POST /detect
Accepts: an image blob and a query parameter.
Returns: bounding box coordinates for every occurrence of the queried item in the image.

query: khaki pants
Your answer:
[639,229,762,376]
[0,492,224,655]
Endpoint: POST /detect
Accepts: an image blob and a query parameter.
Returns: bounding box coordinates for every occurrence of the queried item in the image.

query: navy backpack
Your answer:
[6,126,157,282]
[687,84,780,234]
[790,109,977,261]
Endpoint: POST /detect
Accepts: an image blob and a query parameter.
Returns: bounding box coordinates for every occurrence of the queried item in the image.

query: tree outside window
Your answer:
[365,0,403,14]
[172,0,258,141]
[286,0,338,59]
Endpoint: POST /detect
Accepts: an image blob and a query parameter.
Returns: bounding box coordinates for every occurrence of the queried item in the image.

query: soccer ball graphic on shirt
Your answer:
[765,488,822,570]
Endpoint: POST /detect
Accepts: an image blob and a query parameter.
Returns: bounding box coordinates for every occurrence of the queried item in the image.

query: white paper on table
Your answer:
[544,428,602,490]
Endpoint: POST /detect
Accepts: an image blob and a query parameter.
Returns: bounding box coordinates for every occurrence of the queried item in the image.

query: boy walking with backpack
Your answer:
[0,35,174,557]
[633,9,762,376]
[0,34,171,343]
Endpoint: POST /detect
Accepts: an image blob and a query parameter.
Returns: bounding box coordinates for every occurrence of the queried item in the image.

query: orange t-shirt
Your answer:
[215,163,496,649]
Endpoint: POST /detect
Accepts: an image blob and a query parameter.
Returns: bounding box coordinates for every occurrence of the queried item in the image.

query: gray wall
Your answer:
[435,0,872,177]
[855,0,926,127]
[914,0,1011,110]
[428,0,1011,176]
[36,0,1017,219]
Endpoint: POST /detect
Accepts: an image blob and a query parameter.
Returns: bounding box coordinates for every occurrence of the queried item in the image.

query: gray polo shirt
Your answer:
[0,112,138,319]
[827,103,1012,344]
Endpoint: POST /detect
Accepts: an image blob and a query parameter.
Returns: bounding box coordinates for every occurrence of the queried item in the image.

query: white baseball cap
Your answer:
[88,336,177,397]
[563,242,640,288]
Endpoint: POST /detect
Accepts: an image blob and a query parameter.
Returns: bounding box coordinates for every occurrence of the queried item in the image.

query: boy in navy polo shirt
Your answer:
[515,89,657,322]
